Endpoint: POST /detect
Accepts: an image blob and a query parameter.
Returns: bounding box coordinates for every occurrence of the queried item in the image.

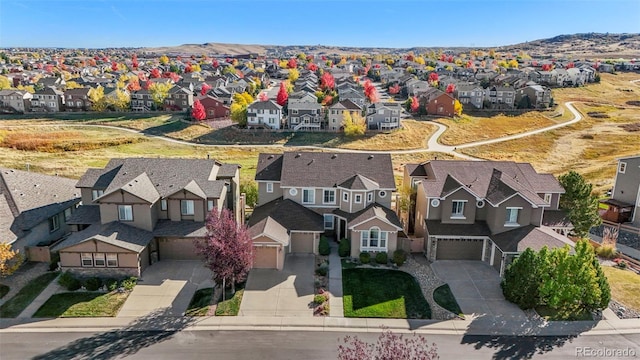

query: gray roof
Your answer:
[542,210,573,228]
[248,198,324,233]
[255,153,284,181]
[425,220,492,237]
[248,100,282,111]
[153,220,207,238]
[76,158,239,201]
[418,161,564,207]
[338,174,379,191]
[54,222,154,253]
[65,205,101,225]
[275,152,396,189]
[248,216,289,245]
[490,225,574,253]
[335,204,403,230]
[330,99,362,111]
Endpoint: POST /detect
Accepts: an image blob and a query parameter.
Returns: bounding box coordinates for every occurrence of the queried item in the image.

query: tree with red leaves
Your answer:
[44,64,54,73]
[212,59,219,68]
[307,62,318,72]
[410,96,419,113]
[338,327,438,360]
[439,54,446,62]
[163,72,180,82]
[150,68,161,78]
[185,63,193,73]
[132,54,139,69]
[320,72,335,91]
[363,80,378,103]
[127,79,141,92]
[201,83,212,96]
[194,208,254,295]
[565,62,575,69]
[388,83,400,95]
[111,61,118,72]
[137,71,147,82]
[406,54,415,62]
[466,60,473,69]
[446,55,454,63]
[321,95,334,106]
[541,63,553,71]
[287,58,297,69]
[276,82,288,106]
[258,92,269,101]
[428,72,439,86]
[191,99,206,121]
[446,83,456,94]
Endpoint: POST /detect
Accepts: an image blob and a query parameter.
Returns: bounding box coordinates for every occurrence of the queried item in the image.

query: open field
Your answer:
[460,73,640,194]
[553,73,640,106]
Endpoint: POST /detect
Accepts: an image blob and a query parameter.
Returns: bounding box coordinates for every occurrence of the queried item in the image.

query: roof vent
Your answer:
[295,153,301,158]
[331,154,337,159]
[368,155,374,159]
[308,159,314,165]
[267,155,274,159]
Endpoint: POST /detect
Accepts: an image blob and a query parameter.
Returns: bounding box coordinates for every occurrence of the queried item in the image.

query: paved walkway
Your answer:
[328,242,343,317]
[17,273,62,318]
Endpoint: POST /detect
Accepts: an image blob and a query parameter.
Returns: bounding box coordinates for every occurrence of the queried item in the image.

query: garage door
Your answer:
[436,238,483,260]
[158,238,199,260]
[254,246,278,269]
[290,233,314,253]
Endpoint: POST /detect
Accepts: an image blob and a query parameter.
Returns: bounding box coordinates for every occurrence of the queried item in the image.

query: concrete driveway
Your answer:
[431,260,526,319]
[117,260,214,317]
[239,254,315,317]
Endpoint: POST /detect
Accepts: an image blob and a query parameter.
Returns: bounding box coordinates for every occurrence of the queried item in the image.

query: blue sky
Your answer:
[1,0,638,48]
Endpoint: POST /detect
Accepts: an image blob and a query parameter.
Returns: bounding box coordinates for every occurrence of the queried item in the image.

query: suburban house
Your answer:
[196,95,230,120]
[0,89,32,113]
[130,89,153,112]
[165,86,194,111]
[454,85,484,109]
[249,152,403,270]
[31,87,65,112]
[486,86,516,109]
[338,87,366,108]
[64,88,92,112]
[327,99,362,132]
[600,155,640,225]
[365,102,401,130]
[288,102,323,131]
[516,85,552,109]
[405,160,574,276]
[53,158,241,276]
[0,168,80,256]
[418,88,456,117]
[247,100,283,130]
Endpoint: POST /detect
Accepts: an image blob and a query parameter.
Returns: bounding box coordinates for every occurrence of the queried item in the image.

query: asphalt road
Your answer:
[1,330,638,360]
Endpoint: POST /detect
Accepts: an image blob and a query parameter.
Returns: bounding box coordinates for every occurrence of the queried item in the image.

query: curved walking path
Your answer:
[0,102,584,160]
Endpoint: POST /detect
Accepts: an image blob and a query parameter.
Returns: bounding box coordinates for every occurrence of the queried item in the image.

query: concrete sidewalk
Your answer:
[328,242,343,317]
[17,273,62,319]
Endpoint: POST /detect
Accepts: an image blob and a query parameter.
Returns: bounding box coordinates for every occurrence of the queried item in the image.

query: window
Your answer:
[48,215,60,232]
[355,194,362,203]
[367,192,373,203]
[324,214,334,230]
[451,200,466,218]
[379,191,386,198]
[81,253,93,267]
[207,200,214,212]
[619,162,627,174]
[118,205,133,221]
[323,189,335,204]
[266,182,274,193]
[505,208,520,226]
[92,189,104,200]
[64,207,72,222]
[361,227,387,250]
[161,199,167,211]
[544,194,552,204]
[106,254,118,267]
[93,253,106,267]
[302,189,315,204]
[181,200,195,215]
[343,192,349,202]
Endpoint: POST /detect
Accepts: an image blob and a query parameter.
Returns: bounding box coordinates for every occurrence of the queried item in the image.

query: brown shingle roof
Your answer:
[490,225,574,253]
[248,198,324,233]
[54,221,154,253]
[255,153,284,181]
[425,220,492,237]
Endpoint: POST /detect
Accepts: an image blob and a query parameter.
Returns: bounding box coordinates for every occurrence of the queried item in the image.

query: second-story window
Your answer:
[355,194,362,203]
[505,207,520,226]
[367,192,373,203]
[451,200,466,219]
[118,205,133,221]
[343,192,349,202]
[161,199,167,211]
[207,200,214,212]
[48,215,60,232]
[181,200,195,215]
[266,182,273,193]
[302,189,315,204]
[618,162,627,174]
[92,189,104,200]
[323,189,335,204]
[544,194,552,204]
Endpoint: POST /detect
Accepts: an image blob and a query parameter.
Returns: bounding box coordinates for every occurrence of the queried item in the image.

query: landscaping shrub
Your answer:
[595,244,617,259]
[314,293,329,304]
[617,260,628,269]
[121,277,137,291]
[84,277,102,291]
[359,252,371,264]
[318,236,330,256]
[375,252,388,265]
[49,252,60,272]
[105,278,119,292]
[338,238,350,257]
[393,249,407,266]
[316,263,329,276]
[58,271,81,291]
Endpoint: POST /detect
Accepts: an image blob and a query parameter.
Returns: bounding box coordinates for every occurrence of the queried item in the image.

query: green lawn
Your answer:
[433,284,462,315]
[185,288,214,316]
[0,272,59,318]
[535,305,593,321]
[0,284,9,299]
[602,266,640,312]
[342,268,431,319]
[215,288,244,316]
[33,291,129,317]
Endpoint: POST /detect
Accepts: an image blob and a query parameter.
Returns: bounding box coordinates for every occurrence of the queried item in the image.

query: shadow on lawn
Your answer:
[32,308,196,360]
[459,313,596,360]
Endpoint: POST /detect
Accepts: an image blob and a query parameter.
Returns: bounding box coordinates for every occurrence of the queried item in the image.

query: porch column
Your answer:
[481,238,487,262]
[489,243,496,266]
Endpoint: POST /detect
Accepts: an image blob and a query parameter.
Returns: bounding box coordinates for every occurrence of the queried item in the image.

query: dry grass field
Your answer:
[460,72,640,194]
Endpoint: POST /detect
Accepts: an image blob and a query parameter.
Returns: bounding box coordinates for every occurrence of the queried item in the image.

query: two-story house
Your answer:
[1,168,80,256]
[517,85,552,109]
[53,158,240,276]
[288,101,323,131]
[197,95,230,121]
[249,152,403,270]
[486,86,515,109]
[338,87,366,108]
[327,100,362,132]
[0,89,32,113]
[454,85,484,109]
[405,160,574,276]
[64,88,92,112]
[31,87,65,112]
[130,89,153,112]
[601,155,640,225]
[247,99,283,130]
[366,102,401,130]
[165,86,194,111]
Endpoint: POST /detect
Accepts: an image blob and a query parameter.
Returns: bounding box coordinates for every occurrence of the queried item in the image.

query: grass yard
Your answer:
[33,291,129,317]
[0,272,58,318]
[433,284,462,315]
[535,305,593,321]
[436,111,562,146]
[0,284,9,299]
[185,288,214,316]
[342,268,431,319]
[215,288,244,316]
[602,266,640,312]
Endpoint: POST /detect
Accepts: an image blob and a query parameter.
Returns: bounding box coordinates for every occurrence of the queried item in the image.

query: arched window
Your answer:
[360,227,387,250]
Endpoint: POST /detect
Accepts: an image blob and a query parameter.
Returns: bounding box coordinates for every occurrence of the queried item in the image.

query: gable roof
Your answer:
[490,225,574,253]
[255,153,284,181]
[336,204,403,230]
[248,198,324,233]
[338,174,380,191]
[53,221,154,253]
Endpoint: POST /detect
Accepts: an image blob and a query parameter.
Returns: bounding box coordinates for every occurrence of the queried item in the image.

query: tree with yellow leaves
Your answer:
[0,75,10,90]
[106,89,131,111]
[159,55,169,65]
[0,243,23,277]
[149,82,173,108]
[288,68,299,82]
[65,81,83,89]
[342,111,366,137]
[454,100,463,116]
[89,86,107,111]
[279,59,289,69]
[230,92,254,126]
[508,59,519,69]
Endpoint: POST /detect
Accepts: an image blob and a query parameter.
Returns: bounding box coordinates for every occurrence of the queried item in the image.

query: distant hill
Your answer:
[140,33,640,58]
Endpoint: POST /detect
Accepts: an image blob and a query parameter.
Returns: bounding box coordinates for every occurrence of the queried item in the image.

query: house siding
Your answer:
[414,186,428,237]
[486,195,533,234]
[349,227,398,258]
[258,181,282,205]
[440,188,476,224]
